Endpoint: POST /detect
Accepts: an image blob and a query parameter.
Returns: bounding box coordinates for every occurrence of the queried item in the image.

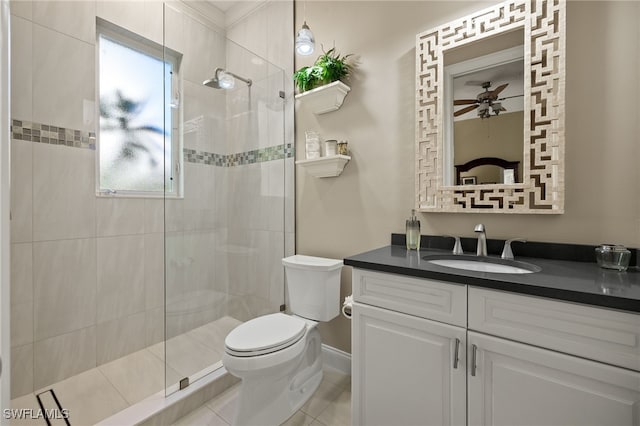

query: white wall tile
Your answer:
[213,166,228,228]
[146,307,164,347]
[97,312,147,365]
[183,80,226,154]
[9,0,32,20]
[267,231,285,308]
[96,1,146,40]
[165,230,185,307]
[183,230,217,294]
[145,232,164,310]
[10,139,32,243]
[96,197,146,237]
[285,157,295,233]
[163,2,185,54]
[165,198,184,232]
[33,238,97,340]
[11,344,34,398]
[184,163,216,231]
[34,326,97,390]
[11,301,33,348]
[144,199,164,234]
[144,0,164,45]
[10,243,32,306]
[266,160,285,232]
[32,1,96,44]
[10,16,32,121]
[32,24,95,131]
[213,227,229,295]
[182,14,224,86]
[32,144,96,241]
[97,235,145,322]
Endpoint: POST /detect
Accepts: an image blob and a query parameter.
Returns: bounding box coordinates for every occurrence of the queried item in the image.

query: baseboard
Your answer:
[321,344,351,375]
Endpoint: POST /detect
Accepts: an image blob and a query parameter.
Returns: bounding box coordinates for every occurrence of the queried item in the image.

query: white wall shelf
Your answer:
[296,155,351,178]
[295,81,351,114]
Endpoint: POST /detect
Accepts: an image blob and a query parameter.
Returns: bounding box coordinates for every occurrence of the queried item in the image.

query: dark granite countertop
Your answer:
[344,244,640,314]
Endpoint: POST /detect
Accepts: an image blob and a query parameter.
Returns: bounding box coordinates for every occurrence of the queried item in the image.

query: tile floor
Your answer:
[172,367,352,426]
[9,316,352,426]
[9,316,242,425]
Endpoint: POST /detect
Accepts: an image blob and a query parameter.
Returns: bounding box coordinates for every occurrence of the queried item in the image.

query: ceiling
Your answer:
[452,60,524,121]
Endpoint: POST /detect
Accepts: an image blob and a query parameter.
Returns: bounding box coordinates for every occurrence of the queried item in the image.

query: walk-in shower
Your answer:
[7,0,291,423]
[203,67,253,89]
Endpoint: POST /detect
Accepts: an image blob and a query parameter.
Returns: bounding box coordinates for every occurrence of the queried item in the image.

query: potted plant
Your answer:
[293,48,353,93]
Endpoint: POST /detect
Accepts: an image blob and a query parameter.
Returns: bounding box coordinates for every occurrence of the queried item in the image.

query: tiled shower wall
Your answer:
[9,0,294,399]
[224,1,295,321]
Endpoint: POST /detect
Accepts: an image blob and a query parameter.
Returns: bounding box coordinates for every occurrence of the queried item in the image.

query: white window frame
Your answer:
[96,18,183,198]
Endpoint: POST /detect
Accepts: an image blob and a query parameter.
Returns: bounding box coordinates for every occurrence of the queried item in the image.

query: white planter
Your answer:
[295,155,351,178]
[295,81,351,114]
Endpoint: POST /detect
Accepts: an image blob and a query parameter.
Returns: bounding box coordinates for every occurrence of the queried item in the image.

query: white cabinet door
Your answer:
[352,302,466,426]
[468,331,640,426]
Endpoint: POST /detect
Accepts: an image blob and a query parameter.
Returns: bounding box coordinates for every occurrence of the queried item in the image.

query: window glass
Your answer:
[97,23,179,195]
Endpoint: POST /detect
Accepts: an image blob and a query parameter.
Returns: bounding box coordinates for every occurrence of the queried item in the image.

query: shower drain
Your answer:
[35,388,71,426]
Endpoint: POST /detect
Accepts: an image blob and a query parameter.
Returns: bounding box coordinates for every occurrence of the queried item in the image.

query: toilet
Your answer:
[222,255,343,426]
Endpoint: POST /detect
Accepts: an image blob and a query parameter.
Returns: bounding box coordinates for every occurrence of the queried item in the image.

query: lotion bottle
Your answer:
[406,209,421,250]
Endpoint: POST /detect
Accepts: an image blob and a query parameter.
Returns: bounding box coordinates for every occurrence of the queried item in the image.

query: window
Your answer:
[97,19,182,197]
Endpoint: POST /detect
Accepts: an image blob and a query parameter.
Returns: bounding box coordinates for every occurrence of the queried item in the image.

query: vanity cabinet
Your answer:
[351,269,468,426]
[352,303,466,426]
[351,269,640,426]
[467,331,640,426]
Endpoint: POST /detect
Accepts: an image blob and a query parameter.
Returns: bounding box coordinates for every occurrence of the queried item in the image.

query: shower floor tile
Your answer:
[187,316,242,351]
[9,317,233,426]
[47,368,129,426]
[149,332,223,382]
[98,347,181,405]
[9,393,42,426]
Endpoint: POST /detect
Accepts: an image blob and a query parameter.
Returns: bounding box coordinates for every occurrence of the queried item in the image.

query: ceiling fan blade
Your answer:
[454,104,478,117]
[497,94,524,101]
[454,99,478,105]
[490,83,509,97]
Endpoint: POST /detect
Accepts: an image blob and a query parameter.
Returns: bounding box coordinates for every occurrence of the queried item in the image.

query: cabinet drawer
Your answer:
[352,269,467,327]
[469,287,640,371]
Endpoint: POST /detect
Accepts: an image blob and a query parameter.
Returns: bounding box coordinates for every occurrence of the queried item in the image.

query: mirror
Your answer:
[415,0,565,213]
[445,43,524,186]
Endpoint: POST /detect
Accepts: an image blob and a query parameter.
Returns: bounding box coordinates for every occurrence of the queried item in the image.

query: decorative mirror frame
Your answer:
[415,0,565,214]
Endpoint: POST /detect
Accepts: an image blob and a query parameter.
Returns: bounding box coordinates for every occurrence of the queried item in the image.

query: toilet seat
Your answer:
[225,313,307,357]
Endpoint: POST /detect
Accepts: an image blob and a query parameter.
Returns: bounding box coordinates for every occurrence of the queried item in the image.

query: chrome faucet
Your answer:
[474,224,487,256]
[501,238,526,260]
[443,235,464,255]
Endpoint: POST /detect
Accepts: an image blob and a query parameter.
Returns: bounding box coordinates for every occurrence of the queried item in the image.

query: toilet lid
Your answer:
[225,313,307,356]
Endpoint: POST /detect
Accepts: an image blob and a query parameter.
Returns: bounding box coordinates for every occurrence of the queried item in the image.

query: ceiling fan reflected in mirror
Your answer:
[454,81,522,119]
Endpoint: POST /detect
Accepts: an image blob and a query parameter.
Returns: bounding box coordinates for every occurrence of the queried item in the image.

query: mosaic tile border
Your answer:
[184,144,295,167]
[11,119,96,150]
[11,119,294,167]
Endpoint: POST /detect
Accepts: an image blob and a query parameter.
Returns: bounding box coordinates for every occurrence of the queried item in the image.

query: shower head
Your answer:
[203,68,252,90]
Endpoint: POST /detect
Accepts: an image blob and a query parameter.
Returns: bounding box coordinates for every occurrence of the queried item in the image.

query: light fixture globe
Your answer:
[295,22,315,56]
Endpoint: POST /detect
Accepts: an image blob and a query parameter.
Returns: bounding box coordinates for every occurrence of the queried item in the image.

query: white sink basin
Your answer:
[425,256,540,274]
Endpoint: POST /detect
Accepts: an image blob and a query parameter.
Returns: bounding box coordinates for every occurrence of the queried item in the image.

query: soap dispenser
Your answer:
[406,209,421,250]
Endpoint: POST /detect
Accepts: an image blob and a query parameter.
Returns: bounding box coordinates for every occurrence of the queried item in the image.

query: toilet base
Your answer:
[231,328,323,426]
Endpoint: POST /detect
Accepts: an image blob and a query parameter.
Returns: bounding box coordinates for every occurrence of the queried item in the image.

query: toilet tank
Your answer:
[282,255,343,321]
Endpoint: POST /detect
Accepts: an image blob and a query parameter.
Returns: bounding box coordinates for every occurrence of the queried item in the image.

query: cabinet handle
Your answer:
[453,338,460,369]
[471,344,478,377]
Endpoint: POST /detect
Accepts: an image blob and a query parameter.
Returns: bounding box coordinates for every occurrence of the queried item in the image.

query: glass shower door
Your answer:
[163,2,286,393]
